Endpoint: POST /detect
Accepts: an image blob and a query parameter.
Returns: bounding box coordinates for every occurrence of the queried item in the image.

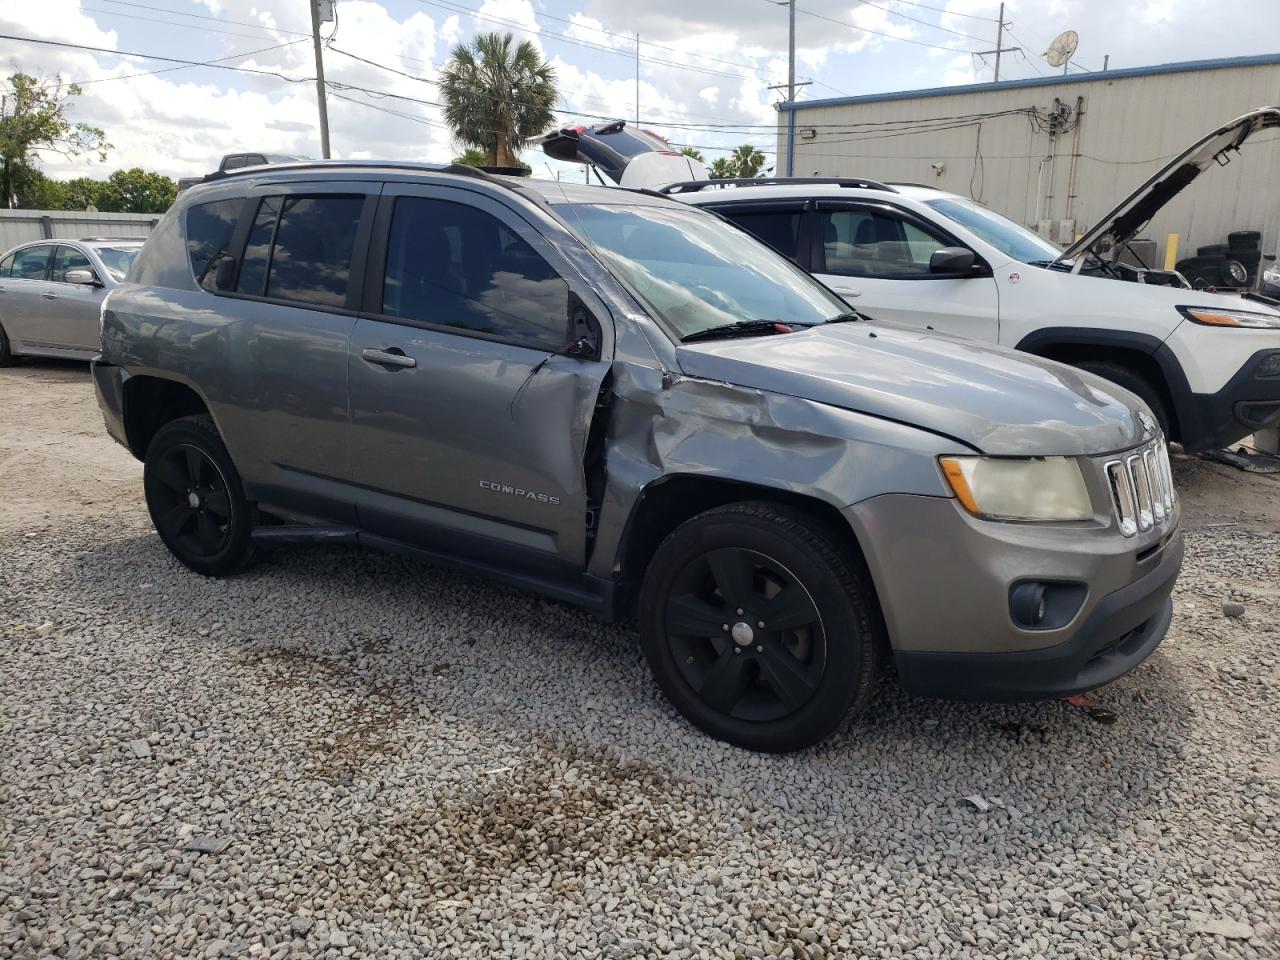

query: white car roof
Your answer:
[675,180,967,206]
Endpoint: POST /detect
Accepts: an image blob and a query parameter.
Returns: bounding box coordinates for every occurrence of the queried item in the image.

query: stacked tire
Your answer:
[1176,229,1258,289]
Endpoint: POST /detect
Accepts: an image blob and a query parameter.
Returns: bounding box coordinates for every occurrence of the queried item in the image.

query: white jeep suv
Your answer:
[661,109,1280,453]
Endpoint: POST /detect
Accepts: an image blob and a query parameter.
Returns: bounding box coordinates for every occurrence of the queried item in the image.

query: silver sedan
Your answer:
[0,238,144,364]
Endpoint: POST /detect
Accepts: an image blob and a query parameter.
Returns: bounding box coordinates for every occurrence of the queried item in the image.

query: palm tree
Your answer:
[452,147,490,168]
[707,156,734,179]
[729,144,769,178]
[679,146,704,163]
[440,32,557,168]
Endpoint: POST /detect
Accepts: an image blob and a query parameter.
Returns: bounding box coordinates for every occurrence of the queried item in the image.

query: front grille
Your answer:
[1105,440,1175,537]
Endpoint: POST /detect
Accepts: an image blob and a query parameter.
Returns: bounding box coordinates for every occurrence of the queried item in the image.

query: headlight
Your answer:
[939,456,1093,521]
[1178,305,1280,329]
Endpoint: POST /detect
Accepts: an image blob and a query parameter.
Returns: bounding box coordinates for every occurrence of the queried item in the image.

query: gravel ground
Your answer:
[2,362,1279,959]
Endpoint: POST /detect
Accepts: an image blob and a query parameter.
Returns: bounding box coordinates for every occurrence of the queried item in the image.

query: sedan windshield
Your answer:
[561,202,849,339]
[926,197,1062,264]
[93,246,141,281]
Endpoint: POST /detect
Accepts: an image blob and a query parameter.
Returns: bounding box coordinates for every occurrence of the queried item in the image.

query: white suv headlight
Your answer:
[940,456,1093,521]
[1178,305,1280,329]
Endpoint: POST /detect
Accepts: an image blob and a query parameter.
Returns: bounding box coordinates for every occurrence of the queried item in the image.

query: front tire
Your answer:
[0,323,14,366]
[143,415,255,576]
[638,502,883,752]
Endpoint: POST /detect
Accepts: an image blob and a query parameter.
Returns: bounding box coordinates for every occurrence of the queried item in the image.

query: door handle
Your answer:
[831,287,862,298]
[361,347,416,369]
[42,292,59,300]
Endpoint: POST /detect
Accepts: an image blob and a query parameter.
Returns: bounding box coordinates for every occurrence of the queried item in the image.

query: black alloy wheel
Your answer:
[143,414,256,576]
[664,547,826,723]
[149,443,234,558]
[639,502,882,752]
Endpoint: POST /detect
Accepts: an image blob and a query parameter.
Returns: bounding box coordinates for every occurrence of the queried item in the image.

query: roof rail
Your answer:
[196,159,519,189]
[78,236,148,242]
[660,177,897,195]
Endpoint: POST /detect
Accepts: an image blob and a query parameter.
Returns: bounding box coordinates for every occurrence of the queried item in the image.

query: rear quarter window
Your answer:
[186,198,243,291]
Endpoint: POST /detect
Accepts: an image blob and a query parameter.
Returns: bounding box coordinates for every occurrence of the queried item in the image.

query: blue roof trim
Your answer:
[779,53,1280,112]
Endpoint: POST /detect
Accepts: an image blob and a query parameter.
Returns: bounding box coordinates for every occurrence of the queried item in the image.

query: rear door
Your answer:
[189,184,377,521]
[808,201,1000,342]
[347,184,613,573]
[47,244,106,352]
[706,201,810,267]
[0,243,56,350]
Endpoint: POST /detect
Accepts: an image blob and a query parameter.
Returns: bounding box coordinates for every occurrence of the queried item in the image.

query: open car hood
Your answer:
[1057,106,1280,265]
[539,119,708,188]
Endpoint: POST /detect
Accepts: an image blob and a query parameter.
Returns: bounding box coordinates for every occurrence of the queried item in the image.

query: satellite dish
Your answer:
[1044,30,1079,68]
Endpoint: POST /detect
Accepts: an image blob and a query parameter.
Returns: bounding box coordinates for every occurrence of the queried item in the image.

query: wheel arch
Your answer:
[613,473,874,618]
[1015,327,1194,443]
[121,374,214,459]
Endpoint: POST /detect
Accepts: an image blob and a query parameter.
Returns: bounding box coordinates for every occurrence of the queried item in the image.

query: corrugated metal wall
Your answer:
[0,210,159,250]
[782,60,1280,267]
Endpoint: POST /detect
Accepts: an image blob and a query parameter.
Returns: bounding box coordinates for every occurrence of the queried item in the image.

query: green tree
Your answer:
[0,73,109,208]
[728,143,769,178]
[679,146,704,163]
[452,147,491,168]
[707,156,733,179]
[96,168,176,213]
[440,32,557,168]
[51,176,106,211]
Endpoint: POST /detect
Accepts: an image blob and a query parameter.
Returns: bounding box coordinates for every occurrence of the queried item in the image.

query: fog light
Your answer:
[1256,353,1280,379]
[1010,582,1047,628]
[1009,581,1088,631]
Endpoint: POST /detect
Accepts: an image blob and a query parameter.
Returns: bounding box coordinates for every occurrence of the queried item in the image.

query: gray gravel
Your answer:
[2,511,1278,959]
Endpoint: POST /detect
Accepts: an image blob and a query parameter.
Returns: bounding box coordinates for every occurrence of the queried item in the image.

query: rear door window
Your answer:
[719,209,803,262]
[186,198,242,292]
[380,196,569,350]
[236,196,281,296]
[11,245,53,280]
[52,245,95,283]
[264,195,363,308]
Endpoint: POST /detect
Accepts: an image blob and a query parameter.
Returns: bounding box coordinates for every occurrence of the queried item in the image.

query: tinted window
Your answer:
[236,196,281,296]
[265,195,362,308]
[0,253,12,277]
[11,245,52,280]
[186,199,242,292]
[52,245,94,283]
[382,197,569,350]
[926,197,1060,263]
[722,210,802,261]
[817,208,949,278]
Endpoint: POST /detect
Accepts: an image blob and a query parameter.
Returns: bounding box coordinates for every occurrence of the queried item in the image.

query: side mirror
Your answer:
[929,246,977,275]
[65,268,100,286]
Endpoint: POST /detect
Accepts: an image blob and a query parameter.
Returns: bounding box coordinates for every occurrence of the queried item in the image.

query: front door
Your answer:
[808,201,1001,343]
[0,243,57,351]
[48,245,105,351]
[347,185,612,573]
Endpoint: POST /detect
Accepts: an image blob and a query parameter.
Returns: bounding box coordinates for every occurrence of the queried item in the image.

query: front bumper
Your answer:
[844,493,1182,702]
[1163,344,1280,451]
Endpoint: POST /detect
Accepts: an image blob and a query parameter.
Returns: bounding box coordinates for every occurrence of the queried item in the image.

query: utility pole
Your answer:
[973,3,1018,83]
[635,34,640,126]
[768,0,810,176]
[309,0,332,159]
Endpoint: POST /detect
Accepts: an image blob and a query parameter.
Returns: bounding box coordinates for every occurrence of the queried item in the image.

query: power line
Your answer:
[92,0,311,38]
[791,3,971,54]
[72,39,309,85]
[79,6,304,43]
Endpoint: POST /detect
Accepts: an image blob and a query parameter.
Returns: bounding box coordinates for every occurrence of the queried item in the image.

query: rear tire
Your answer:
[638,501,883,752]
[1075,360,1172,441]
[143,414,256,576]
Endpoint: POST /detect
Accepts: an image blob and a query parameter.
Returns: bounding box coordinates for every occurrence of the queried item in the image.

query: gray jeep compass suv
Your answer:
[94,161,1183,752]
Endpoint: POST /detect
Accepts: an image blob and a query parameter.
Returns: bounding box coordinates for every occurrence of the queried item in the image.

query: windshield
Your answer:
[926,197,1062,264]
[562,203,849,339]
[93,246,141,281]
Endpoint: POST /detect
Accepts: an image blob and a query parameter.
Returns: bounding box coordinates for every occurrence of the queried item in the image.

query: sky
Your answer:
[1,0,1278,183]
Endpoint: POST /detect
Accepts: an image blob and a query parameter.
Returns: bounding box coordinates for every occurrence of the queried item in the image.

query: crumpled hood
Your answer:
[676,323,1153,456]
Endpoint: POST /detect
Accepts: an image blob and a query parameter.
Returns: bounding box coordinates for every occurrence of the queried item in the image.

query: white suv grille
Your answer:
[1105,440,1175,537]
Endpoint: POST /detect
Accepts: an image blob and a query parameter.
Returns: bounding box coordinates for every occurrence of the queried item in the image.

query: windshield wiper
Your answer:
[825,311,862,324]
[681,319,795,343]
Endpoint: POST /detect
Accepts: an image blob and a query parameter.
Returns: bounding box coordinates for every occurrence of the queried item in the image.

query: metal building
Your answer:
[778,54,1280,268]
